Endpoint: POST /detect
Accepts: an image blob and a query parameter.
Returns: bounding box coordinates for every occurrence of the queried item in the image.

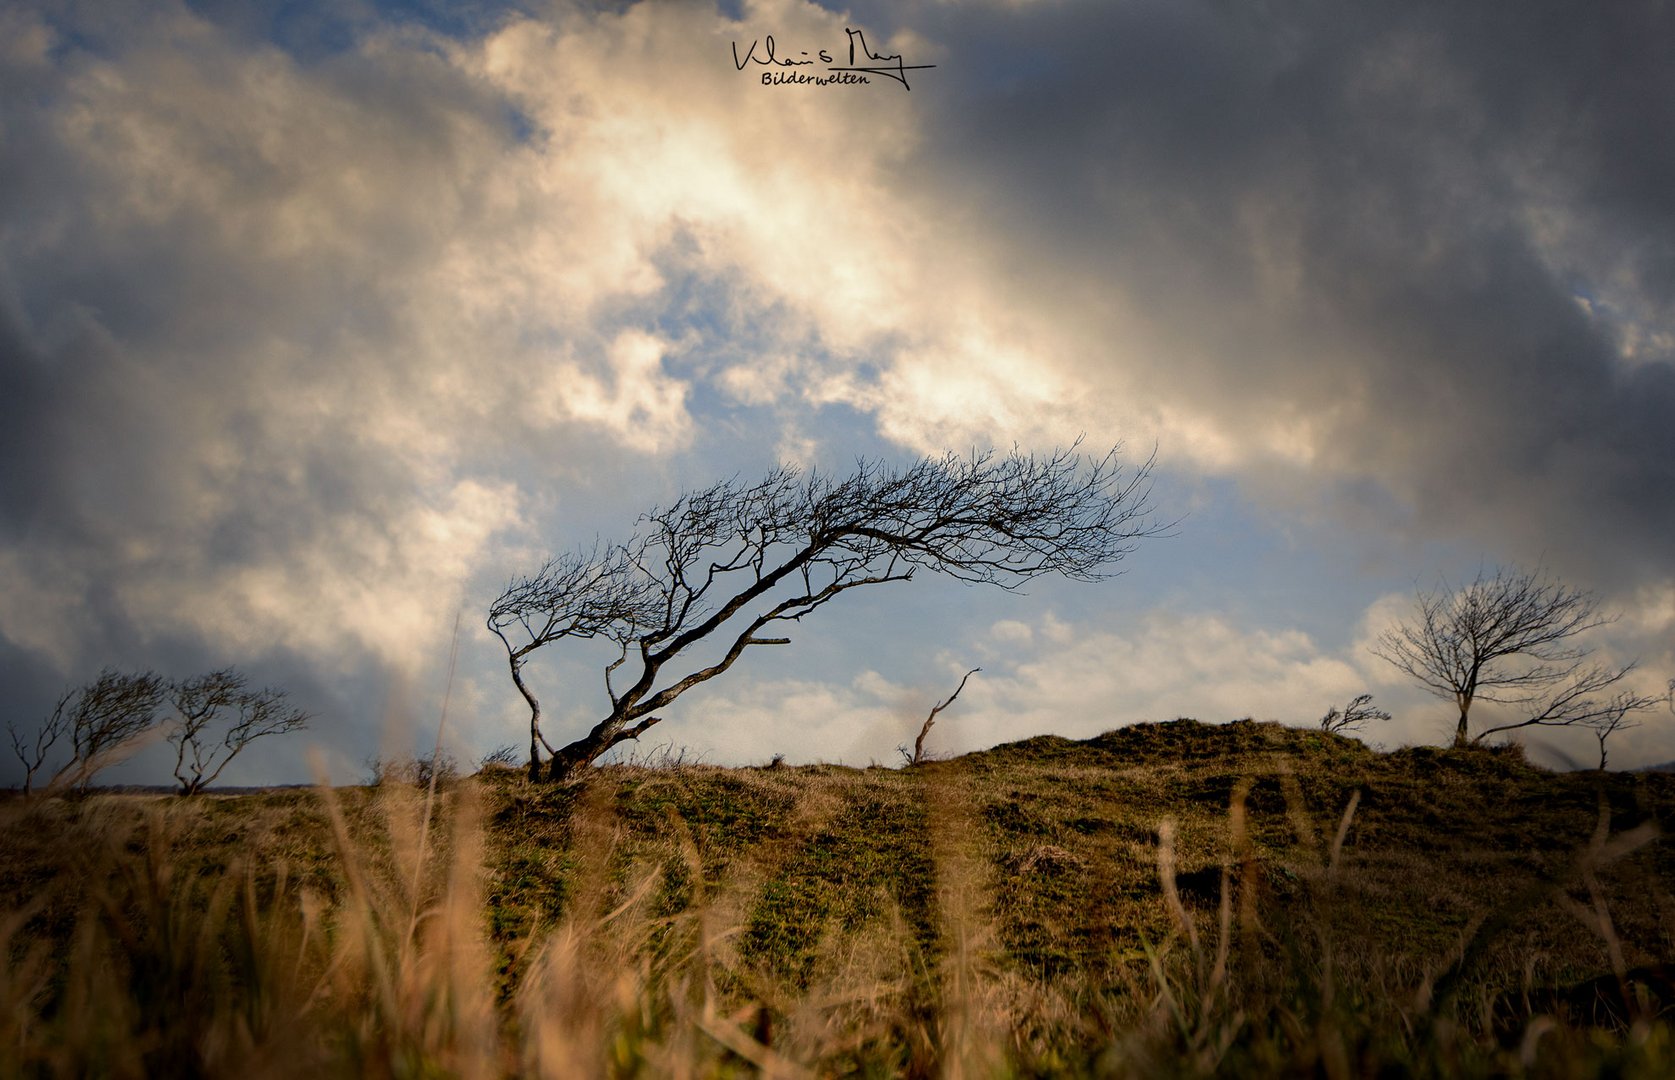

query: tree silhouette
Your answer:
[6,669,167,794]
[490,444,1162,782]
[169,669,309,795]
[1372,566,1659,750]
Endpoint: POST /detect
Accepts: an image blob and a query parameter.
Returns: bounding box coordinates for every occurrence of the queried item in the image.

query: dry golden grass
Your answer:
[1,718,1673,1077]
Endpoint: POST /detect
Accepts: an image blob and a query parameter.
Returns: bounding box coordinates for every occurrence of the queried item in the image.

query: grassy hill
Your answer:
[3,718,1673,1077]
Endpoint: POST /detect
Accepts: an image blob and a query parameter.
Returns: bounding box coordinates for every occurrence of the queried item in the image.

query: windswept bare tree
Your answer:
[6,669,169,793]
[169,669,310,795]
[490,444,1162,782]
[1372,566,1659,749]
[1318,692,1390,736]
[68,670,168,790]
[7,687,73,795]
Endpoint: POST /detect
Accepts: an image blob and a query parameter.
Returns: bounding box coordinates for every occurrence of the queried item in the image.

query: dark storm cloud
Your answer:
[886,0,1675,587]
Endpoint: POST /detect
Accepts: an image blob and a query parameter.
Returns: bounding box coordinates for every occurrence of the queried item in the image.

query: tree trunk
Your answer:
[548,710,659,783]
[1454,689,1473,747]
[549,728,613,783]
[508,656,544,782]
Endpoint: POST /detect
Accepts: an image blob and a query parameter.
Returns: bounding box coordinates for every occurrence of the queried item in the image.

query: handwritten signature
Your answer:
[732,28,935,90]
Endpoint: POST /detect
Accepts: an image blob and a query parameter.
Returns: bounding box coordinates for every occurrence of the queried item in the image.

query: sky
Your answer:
[2,0,1673,787]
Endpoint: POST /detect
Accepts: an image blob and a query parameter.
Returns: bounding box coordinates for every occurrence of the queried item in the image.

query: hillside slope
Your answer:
[3,719,1673,1077]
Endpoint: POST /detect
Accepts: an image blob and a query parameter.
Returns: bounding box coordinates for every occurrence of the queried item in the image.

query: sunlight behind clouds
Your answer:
[2,0,1672,779]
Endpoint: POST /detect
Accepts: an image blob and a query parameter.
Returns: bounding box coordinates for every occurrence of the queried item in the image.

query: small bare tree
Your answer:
[903,667,980,766]
[1372,565,1658,749]
[1582,691,1648,772]
[7,687,73,795]
[490,444,1161,783]
[1318,692,1390,735]
[6,669,169,793]
[169,669,310,795]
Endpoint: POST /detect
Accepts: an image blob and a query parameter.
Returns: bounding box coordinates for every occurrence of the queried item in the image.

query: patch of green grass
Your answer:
[742,772,937,987]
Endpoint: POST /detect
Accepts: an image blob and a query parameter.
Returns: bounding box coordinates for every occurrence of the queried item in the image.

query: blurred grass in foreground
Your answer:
[2,719,1673,1077]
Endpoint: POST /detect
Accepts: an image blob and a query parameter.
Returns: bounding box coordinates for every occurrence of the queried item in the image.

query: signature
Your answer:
[731,36,833,68]
[732,27,935,90]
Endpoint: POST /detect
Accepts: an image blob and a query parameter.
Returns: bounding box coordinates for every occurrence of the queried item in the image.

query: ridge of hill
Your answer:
[3,718,1672,1077]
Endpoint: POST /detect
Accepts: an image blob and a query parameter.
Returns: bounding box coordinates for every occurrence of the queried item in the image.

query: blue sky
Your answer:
[2,0,1673,786]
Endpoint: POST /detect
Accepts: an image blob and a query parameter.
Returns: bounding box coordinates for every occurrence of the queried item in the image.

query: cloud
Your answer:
[647,605,1399,766]
[889,0,1675,587]
[507,0,1675,601]
[965,610,1378,741]
[533,330,694,454]
[664,596,1672,771]
[0,3,703,684]
[0,0,1098,700]
[647,670,915,767]
[2,0,1672,780]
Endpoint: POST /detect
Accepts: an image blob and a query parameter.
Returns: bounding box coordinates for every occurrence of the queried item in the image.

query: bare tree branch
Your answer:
[487,544,662,779]
[1467,660,1661,764]
[490,443,1164,782]
[7,688,73,796]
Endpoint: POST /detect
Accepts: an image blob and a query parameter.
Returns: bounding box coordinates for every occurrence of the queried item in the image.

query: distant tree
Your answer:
[1318,692,1390,736]
[364,749,459,789]
[490,444,1162,783]
[7,687,72,795]
[1372,566,1660,749]
[478,744,521,771]
[169,669,310,795]
[4,669,169,794]
[1582,687,1648,772]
